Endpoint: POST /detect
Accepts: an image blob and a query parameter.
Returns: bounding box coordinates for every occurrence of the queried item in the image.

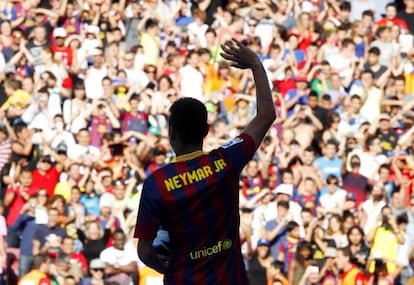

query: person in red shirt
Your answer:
[51,28,72,68]
[61,236,88,278]
[336,247,367,285]
[375,3,408,31]
[31,155,60,197]
[4,167,36,247]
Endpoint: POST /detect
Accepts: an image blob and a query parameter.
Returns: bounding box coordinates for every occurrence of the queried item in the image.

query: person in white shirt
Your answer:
[360,184,387,234]
[68,128,100,162]
[84,48,108,100]
[100,229,139,284]
[319,175,347,216]
[179,50,204,102]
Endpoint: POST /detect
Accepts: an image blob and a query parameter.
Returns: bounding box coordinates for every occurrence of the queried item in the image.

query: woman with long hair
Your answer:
[289,241,313,285]
[324,214,348,248]
[347,225,370,272]
[74,215,115,266]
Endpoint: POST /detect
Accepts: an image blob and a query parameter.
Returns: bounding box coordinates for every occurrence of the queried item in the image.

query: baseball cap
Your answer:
[325,247,337,258]
[90,258,105,269]
[257,238,270,247]
[53,27,67,38]
[274,184,293,196]
[345,192,356,201]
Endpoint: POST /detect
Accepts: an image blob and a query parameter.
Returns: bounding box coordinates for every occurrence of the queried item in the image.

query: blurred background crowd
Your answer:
[0,0,413,284]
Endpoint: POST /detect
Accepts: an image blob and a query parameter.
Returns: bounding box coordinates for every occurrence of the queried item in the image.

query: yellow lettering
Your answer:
[178,173,188,186]
[203,166,213,177]
[188,170,198,183]
[196,168,206,180]
[164,178,175,191]
[218,159,226,169]
[214,159,226,172]
[172,175,182,189]
[212,245,219,254]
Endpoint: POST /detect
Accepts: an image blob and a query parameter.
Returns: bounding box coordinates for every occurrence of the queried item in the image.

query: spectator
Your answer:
[17,254,52,285]
[247,238,273,285]
[335,247,367,285]
[100,229,138,284]
[81,258,105,285]
[12,197,37,278]
[32,207,66,257]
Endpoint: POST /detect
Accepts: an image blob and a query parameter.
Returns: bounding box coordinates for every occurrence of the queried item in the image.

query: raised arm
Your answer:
[220,40,276,149]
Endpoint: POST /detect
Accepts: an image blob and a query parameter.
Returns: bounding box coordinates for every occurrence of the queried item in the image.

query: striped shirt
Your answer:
[0,139,11,172]
[135,134,255,285]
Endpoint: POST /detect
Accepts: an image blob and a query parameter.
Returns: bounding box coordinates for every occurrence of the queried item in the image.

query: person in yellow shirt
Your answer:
[138,17,160,66]
[1,78,31,118]
[209,61,240,112]
[366,205,405,274]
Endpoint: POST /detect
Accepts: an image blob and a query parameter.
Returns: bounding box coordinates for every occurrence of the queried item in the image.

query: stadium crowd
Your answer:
[0,0,413,284]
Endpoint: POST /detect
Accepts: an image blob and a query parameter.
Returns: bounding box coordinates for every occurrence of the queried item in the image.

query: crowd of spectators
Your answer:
[0,0,413,284]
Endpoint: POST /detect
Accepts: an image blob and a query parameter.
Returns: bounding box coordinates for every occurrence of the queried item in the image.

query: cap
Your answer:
[257,238,270,247]
[274,184,293,196]
[90,258,105,269]
[86,25,100,35]
[345,192,356,201]
[56,144,67,154]
[378,113,390,121]
[325,247,337,258]
[53,27,67,38]
[153,145,167,156]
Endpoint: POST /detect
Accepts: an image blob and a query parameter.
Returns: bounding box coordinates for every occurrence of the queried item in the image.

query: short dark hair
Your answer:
[14,121,28,134]
[286,221,299,232]
[362,10,374,18]
[32,254,49,270]
[368,47,380,56]
[339,1,351,11]
[169,98,208,145]
[337,247,352,258]
[277,200,290,210]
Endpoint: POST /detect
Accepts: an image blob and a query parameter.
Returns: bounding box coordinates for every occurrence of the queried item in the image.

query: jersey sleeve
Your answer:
[134,178,162,240]
[218,133,256,174]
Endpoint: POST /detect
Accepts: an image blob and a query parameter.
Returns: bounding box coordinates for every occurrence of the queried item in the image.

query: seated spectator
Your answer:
[81,258,105,285]
[99,229,138,284]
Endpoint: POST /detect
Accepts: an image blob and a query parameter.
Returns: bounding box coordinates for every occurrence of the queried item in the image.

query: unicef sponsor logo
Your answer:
[189,239,233,260]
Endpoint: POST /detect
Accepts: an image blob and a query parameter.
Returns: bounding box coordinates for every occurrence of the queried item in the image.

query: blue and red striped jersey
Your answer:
[135,133,255,285]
